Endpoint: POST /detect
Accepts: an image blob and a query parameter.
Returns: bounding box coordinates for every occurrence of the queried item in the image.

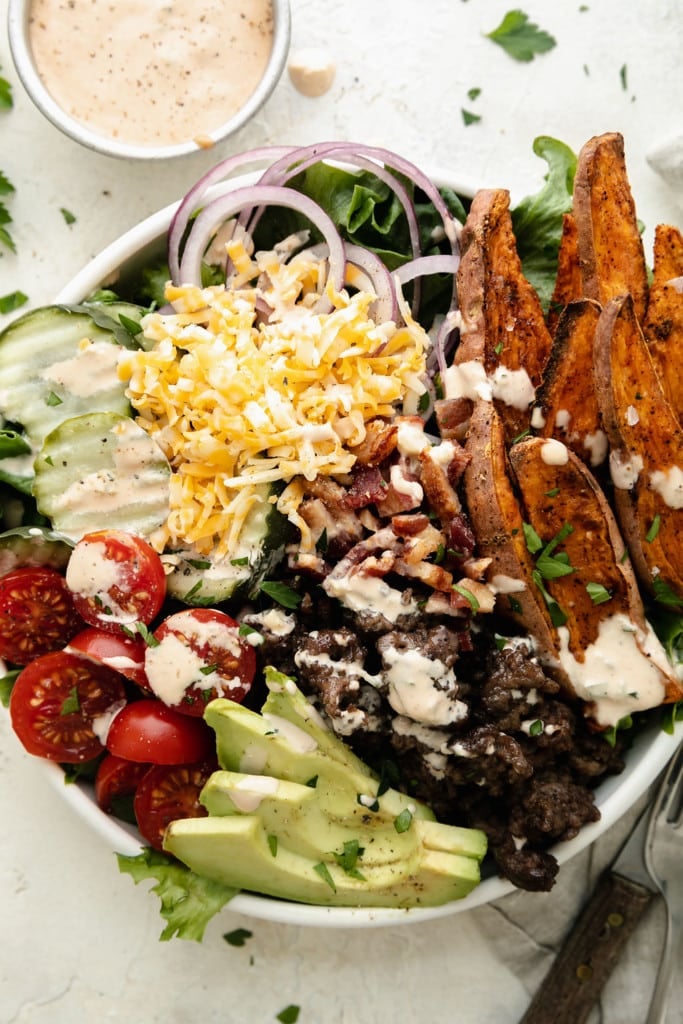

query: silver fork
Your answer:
[644,740,683,1024]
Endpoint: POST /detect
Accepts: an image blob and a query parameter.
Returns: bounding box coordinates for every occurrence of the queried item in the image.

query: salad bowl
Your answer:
[4,143,683,931]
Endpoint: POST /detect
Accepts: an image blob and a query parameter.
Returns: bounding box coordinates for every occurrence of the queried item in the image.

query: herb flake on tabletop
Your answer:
[486,10,557,63]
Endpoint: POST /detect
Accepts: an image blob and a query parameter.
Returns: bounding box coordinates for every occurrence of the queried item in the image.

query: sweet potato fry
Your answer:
[546,212,582,336]
[535,299,607,469]
[454,188,552,442]
[642,223,683,424]
[593,293,683,606]
[508,436,683,717]
[463,399,558,662]
[573,132,649,324]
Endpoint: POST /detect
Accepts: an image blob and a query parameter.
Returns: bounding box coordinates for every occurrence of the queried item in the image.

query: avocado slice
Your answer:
[200,769,487,864]
[206,668,435,821]
[164,814,484,908]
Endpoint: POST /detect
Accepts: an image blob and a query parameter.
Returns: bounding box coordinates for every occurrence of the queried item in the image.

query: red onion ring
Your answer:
[167,145,296,282]
[177,185,347,312]
[394,253,461,286]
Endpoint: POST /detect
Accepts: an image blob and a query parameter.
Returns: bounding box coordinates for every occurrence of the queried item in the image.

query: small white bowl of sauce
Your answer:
[7,0,291,160]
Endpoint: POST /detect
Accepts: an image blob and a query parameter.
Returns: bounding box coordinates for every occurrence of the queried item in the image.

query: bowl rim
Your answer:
[6,0,292,161]
[42,161,683,928]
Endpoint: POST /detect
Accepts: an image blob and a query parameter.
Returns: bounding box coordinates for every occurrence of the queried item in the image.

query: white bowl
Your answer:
[37,166,683,928]
[7,0,291,161]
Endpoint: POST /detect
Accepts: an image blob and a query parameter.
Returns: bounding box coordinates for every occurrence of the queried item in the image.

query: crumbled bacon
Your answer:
[434,397,473,441]
[419,449,462,519]
[344,465,387,509]
[348,418,398,465]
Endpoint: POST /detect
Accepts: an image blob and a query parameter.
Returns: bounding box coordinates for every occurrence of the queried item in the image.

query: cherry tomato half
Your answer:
[67,626,149,689]
[0,566,84,665]
[145,608,256,716]
[134,760,215,850]
[9,651,127,762]
[95,753,151,816]
[65,530,166,635]
[105,698,215,764]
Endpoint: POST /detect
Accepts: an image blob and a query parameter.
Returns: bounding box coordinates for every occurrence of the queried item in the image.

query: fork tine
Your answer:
[644,741,683,1024]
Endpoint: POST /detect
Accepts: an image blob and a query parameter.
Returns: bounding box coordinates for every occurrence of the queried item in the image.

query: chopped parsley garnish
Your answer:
[394,808,413,833]
[276,1006,301,1024]
[485,10,557,63]
[0,291,27,314]
[461,108,481,126]
[187,558,212,570]
[619,64,628,90]
[586,581,612,605]
[305,775,319,788]
[453,582,481,611]
[60,686,81,715]
[199,663,218,675]
[223,927,253,947]
[376,758,400,797]
[528,719,545,737]
[0,668,20,707]
[45,391,63,407]
[259,580,302,610]
[0,169,16,253]
[331,839,366,879]
[267,833,278,857]
[0,69,12,110]
[230,556,249,567]
[123,621,160,647]
[467,86,482,101]
[60,207,76,226]
[646,515,661,543]
[313,861,336,891]
[119,313,142,337]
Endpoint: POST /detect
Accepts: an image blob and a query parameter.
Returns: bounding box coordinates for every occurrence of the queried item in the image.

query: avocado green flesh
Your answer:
[164,814,483,908]
[167,671,487,908]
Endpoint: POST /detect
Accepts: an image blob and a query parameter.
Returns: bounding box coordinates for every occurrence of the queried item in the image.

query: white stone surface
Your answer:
[1,1,683,1021]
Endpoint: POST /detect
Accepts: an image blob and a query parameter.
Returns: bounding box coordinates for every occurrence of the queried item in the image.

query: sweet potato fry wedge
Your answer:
[453,188,553,442]
[573,132,649,324]
[546,212,582,337]
[508,436,682,723]
[642,223,683,424]
[463,399,558,660]
[535,299,607,469]
[593,293,683,606]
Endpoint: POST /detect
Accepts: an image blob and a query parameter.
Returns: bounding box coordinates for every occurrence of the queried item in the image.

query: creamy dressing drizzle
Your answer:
[556,613,669,727]
[28,0,274,148]
[380,645,467,726]
[442,360,535,410]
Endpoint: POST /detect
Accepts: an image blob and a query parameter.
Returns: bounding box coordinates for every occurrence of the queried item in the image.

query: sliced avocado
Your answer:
[164,814,483,908]
[200,770,487,864]
[204,695,429,823]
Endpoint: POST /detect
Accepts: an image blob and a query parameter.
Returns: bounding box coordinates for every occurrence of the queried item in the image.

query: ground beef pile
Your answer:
[241,413,628,893]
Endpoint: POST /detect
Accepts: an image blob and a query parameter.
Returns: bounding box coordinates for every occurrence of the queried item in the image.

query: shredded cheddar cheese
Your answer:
[118,241,430,558]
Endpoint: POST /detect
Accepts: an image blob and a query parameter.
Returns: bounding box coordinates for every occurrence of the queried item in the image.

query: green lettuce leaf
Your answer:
[511,136,577,312]
[117,847,238,942]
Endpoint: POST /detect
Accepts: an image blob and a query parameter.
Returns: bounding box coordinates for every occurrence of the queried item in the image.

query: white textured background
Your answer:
[1,1,683,1021]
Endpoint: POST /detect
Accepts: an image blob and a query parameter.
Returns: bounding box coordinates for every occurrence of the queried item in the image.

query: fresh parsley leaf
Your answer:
[313,861,336,891]
[646,514,661,543]
[523,522,543,553]
[117,847,238,941]
[0,668,19,707]
[452,582,480,611]
[0,291,27,314]
[586,581,612,605]
[0,69,12,110]
[259,580,302,610]
[60,686,80,715]
[331,839,366,879]
[223,927,253,947]
[486,10,557,63]
[276,1006,300,1024]
[60,207,76,225]
[394,808,413,833]
[467,86,481,101]
[532,569,568,627]
[528,719,544,737]
[461,108,481,126]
